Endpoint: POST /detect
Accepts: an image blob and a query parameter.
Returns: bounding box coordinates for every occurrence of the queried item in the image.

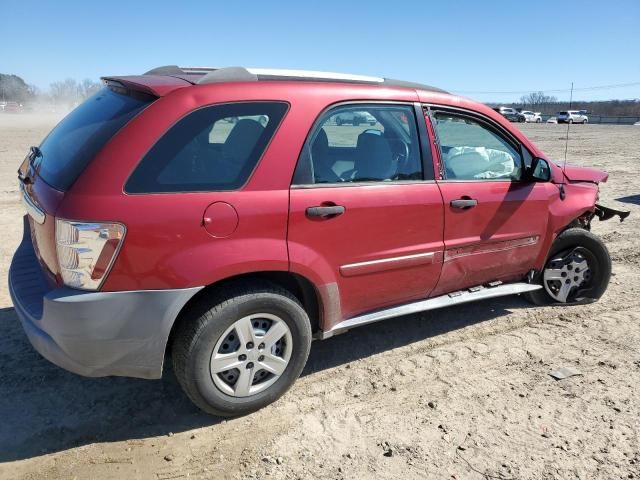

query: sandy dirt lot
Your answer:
[0,115,639,479]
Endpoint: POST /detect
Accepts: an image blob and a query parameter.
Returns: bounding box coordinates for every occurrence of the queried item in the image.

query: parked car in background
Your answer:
[547,117,558,124]
[521,111,542,123]
[333,110,377,126]
[10,66,628,416]
[4,102,22,113]
[557,110,588,124]
[494,106,525,122]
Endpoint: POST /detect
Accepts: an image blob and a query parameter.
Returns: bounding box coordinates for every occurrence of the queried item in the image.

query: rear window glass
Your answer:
[38,86,154,191]
[125,102,288,193]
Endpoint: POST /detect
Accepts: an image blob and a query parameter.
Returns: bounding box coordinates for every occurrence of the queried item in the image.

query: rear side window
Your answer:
[38,86,154,191]
[293,104,423,185]
[126,102,288,193]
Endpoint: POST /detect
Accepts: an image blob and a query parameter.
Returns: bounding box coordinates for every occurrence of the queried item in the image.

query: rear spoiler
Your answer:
[101,75,192,97]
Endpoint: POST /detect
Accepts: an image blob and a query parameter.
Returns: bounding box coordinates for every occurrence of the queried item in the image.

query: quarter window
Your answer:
[293,104,423,184]
[433,112,522,181]
[126,102,288,193]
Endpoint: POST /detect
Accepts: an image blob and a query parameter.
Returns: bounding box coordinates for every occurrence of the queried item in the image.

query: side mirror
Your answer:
[528,157,551,182]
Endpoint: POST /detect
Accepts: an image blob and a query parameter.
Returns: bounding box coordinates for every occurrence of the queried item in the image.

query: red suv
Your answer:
[9,66,628,416]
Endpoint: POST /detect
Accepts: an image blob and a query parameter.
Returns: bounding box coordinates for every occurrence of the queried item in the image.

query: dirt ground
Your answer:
[0,115,639,480]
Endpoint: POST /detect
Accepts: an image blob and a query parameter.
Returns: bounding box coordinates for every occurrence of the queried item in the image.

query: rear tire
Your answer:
[524,228,611,306]
[172,282,312,416]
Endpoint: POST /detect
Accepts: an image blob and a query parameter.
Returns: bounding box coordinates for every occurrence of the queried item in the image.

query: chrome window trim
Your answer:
[290,179,436,189]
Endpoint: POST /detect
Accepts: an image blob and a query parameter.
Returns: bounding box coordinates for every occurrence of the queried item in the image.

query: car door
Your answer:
[288,103,444,326]
[426,107,554,296]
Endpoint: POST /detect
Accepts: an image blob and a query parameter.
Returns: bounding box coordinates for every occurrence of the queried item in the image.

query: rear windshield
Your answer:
[37,86,154,191]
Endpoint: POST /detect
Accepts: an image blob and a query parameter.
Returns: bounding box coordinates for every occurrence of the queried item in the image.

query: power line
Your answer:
[452,81,640,95]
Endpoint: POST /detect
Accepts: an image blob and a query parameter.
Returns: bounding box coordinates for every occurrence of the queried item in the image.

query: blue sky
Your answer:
[1,0,639,103]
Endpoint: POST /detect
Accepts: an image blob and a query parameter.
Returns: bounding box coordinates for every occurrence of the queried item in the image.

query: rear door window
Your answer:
[126,102,288,193]
[293,104,423,184]
[37,86,154,191]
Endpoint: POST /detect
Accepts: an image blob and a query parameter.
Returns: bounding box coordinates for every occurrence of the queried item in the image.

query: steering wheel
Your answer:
[360,128,382,136]
[389,138,409,164]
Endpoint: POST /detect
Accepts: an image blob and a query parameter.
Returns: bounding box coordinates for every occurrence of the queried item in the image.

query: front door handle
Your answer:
[306,205,345,218]
[450,198,478,209]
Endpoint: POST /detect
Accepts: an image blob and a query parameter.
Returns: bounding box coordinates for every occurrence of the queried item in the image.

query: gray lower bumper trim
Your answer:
[9,216,203,379]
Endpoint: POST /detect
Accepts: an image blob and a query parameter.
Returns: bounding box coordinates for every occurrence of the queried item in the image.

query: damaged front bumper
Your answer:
[594,203,630,222]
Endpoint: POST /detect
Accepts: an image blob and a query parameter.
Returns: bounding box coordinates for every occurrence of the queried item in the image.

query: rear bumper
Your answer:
[9,216,202,379]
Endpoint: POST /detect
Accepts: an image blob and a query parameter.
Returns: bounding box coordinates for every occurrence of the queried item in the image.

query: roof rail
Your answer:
[197,67,385,85]
[144,65,218,76]
[143,65,448,93]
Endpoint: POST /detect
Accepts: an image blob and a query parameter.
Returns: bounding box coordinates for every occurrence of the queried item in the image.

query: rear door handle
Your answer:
[306,205,345,218]
[450,198,478,209]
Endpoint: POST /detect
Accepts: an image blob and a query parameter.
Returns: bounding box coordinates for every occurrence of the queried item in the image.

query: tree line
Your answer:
[1,73,101,107]
[489,91,640,116]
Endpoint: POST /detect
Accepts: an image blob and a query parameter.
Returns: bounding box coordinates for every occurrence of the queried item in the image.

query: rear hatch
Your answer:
[18,84,156,286]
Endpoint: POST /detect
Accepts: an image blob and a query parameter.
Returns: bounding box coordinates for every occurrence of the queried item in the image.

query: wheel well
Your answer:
[562,210,595,234]
[166,271,321,357]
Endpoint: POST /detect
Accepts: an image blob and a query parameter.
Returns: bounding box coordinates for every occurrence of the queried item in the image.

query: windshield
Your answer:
[37,86,155,191]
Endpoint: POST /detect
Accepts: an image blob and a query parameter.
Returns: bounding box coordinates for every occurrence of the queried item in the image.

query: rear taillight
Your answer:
[55,218,125,290]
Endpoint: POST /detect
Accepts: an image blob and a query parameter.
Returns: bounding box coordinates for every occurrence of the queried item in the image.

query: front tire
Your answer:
[524,228,611,306]
[172,283,312,416]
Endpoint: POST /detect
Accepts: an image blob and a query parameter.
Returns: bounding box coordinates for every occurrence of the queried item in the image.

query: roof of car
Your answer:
[142,65,449,94]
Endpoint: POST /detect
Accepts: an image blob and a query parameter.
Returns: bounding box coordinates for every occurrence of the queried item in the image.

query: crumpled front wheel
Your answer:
[524,228,611,306]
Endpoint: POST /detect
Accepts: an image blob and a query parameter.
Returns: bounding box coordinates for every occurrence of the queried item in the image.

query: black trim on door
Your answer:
[413,102,435,181]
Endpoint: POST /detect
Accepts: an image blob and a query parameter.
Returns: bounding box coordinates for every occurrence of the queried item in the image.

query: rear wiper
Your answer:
[29,146,43,163]
[17,146,43,185]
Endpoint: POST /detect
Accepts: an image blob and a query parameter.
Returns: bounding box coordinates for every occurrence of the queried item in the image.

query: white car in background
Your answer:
[546,117,558,124]
[557,110,588,124]
[521,111,542,123]
[333,110,377,126]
